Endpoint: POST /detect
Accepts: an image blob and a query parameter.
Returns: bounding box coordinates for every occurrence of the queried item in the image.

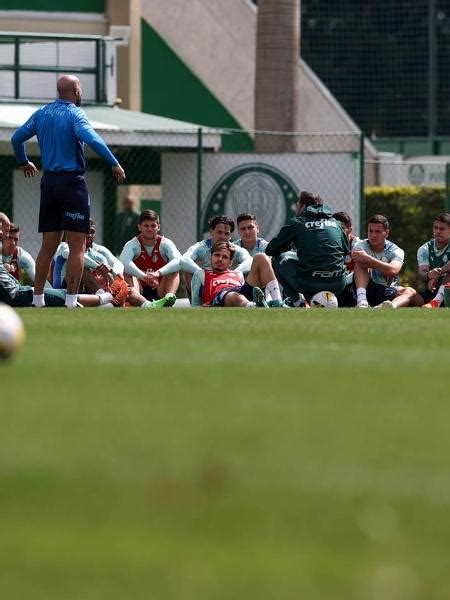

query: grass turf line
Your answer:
[0,308,449,599]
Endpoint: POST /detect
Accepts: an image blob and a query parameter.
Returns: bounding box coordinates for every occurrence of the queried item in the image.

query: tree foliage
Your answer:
[364,186,446,286]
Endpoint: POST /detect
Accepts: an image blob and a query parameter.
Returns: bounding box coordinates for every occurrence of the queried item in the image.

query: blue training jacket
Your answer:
[11,100,118,172]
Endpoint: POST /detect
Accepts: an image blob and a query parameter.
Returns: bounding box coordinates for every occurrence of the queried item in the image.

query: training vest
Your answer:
[201,270,243,305]
[133,235,166,273]
[426,239,449,269]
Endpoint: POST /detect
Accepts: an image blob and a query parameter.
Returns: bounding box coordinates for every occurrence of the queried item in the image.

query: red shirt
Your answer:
[133,234,166,274]
[202,269,243,305]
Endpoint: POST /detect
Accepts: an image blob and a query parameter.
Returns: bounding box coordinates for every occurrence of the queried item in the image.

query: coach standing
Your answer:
[11,74,125,308]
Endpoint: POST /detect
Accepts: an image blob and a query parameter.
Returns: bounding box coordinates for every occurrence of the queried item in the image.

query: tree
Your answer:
[255,0,301,152]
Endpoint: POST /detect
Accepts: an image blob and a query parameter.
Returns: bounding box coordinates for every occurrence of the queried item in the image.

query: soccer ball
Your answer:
[310,291,339,308]
[0,303,25,360]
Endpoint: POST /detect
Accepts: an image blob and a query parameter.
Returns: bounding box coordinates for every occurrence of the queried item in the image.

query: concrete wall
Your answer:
[142,0,361,134]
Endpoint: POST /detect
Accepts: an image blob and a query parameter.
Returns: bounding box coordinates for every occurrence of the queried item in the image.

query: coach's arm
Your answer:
[265,224,296,257]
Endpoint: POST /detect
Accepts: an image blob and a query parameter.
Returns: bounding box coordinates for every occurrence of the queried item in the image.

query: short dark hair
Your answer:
[434,212,450,226]
[298,191,323,208]
[139,209,160,224]
[333,211,352,228]
[208,215,235,233]
[211,240,235,261]
[368,214,390,230]
[237,212,257,225]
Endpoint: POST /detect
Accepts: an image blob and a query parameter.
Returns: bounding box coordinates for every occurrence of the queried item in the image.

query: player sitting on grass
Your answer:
[52,219,124,291]
[190,241,289,308]
[180,215,253,296]
[233,213,268,256]
[410,212,450,308]
[0,215,114,307]
[1,222,36,284]
[119,209,179,308]
[352,214,416,309]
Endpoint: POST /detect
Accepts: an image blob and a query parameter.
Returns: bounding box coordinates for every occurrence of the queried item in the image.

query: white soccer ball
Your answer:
[310,290,339,308]
[0,303,25,360]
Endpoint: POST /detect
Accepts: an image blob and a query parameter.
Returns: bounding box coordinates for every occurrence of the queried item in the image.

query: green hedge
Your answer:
[364,186,446,287]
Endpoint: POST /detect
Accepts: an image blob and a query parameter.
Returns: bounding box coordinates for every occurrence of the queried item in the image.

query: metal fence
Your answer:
[4,126,450,290]
[0,129,363,262]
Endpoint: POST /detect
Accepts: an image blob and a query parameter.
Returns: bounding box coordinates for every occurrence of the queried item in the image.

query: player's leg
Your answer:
[223,291,252,307]
[392,286,416,308]
[65,230,86,300]
[408,290,426,307]
[353,263,370,307]
[246,254,283,304]
[34,174,64,305]
[157,272,180,297]
[423,273,449,307]
[271,256,302,300]
[34,231,63,305]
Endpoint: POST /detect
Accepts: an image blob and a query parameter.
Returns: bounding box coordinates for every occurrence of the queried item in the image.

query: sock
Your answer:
[64,293,78,308]
[245,302,256,308]
[140,300,153,308]
[433,285,445,306]
[32,294,45,307]
[265,279,282,301]
[99,302,115,308]
[356,287,367,304]
[97,291,113,305]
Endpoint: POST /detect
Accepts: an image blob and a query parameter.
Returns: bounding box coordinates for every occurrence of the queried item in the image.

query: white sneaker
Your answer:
[357,301,369,309]
[375,300,395,309]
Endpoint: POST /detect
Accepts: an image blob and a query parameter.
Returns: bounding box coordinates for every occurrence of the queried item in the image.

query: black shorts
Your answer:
[354,280,397,306]
[142,285,161,301]
[209,286,242,306]
[39,171,90,233]
[418,275,445,303]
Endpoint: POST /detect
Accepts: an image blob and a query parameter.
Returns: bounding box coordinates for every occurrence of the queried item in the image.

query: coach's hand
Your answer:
[112,164,126,184]
[21,161,39,178]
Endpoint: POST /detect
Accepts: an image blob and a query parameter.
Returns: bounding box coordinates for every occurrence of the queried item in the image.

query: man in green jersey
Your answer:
[411,212,450,307]
[265,191,349,305]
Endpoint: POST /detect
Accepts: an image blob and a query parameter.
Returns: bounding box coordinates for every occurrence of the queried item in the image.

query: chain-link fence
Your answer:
[0,129,363,264]
[5,125,450,291]
[363,157,450,287]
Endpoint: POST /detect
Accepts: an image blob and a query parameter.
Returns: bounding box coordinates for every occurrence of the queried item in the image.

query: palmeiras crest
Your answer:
[202,163,299,238]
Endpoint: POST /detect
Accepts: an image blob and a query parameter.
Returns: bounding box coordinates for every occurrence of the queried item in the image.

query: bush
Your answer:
[364,186,446,287]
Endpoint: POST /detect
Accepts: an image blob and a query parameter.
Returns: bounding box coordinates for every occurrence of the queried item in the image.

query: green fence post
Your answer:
[359,133,366,236]
[196,127,203,240]
[446,163,450,212]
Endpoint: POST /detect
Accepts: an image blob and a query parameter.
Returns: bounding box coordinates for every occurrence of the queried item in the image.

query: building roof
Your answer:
[0,103,222,149]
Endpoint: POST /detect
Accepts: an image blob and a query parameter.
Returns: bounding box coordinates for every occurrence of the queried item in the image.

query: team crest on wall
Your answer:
[202,163,299,239]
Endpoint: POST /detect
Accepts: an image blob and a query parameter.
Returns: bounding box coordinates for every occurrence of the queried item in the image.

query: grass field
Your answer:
[1,307,449,600]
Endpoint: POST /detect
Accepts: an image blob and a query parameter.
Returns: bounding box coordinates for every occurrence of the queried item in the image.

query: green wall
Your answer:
[141,20,252,152]
[0,0,104,11]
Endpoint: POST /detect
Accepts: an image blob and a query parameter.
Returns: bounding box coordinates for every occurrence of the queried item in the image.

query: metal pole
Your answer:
[446,163,450,212]
[196,128,203,240]
[428,0,437,154]
[359,133,366,237]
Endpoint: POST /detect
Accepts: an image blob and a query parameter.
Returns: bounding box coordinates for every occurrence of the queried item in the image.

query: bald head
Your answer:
[0,212,10,239]
[57,75,82,106]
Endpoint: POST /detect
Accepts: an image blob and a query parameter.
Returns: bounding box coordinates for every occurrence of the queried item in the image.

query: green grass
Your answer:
[1,308,449,599]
